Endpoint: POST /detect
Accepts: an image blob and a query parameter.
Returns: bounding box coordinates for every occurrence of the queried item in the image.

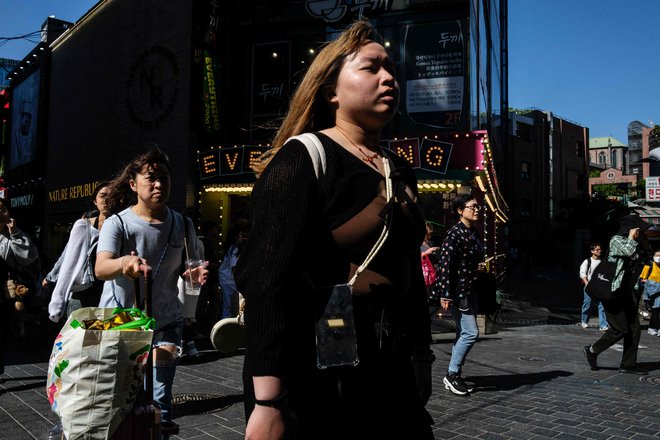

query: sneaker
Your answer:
[443,372,470,395]
[599,326,609,332]
[580,322,589,328]
[648,328,659,336]
[182,340,199,358]
[618,365,648,375]
[583,345,598,370]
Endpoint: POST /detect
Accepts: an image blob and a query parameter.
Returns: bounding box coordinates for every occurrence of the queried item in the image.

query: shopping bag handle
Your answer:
[133,264,153,313]
[105,307,155,331]
[109,316,155,331]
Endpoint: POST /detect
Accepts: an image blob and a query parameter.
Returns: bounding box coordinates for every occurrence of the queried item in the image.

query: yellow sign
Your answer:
[48,181,101,203]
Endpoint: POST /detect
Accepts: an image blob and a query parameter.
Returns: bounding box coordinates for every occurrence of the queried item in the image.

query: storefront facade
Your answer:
[3,0,508,269]
[198,0,509,267]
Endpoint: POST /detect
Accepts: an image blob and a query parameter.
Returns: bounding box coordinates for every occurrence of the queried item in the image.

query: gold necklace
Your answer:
[335,126,381,166]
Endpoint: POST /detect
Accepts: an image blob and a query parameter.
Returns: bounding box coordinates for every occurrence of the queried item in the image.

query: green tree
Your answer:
[592,184,624,197]
[650,125,660,149]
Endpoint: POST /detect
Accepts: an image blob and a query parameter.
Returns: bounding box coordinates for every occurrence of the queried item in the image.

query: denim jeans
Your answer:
[220,283,238,319]
[448,294,479,376]
[582,288,609,328]
[151,322,183,423]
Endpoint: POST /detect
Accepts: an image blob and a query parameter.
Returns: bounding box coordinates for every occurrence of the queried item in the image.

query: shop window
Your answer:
[521,162,531,180]
[515,121,532,142]
[521,199,532,217]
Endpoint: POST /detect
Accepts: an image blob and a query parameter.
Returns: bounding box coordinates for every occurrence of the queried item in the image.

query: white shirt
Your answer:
[579,257,601,281]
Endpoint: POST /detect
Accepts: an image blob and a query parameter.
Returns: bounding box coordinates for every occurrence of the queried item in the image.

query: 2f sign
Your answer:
[646,177,660,201]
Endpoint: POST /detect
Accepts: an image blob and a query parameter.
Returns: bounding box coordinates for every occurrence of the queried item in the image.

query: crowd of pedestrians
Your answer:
[1,18,658,440]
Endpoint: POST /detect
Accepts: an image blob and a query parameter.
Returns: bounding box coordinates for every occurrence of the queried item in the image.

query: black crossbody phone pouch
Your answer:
[315,156,394,369]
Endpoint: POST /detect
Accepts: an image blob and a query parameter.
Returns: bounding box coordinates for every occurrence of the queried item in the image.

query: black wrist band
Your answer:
[254,390,287,408]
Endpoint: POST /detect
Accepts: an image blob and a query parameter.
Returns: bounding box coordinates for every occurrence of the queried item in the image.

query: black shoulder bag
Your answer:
[585,256,617,301]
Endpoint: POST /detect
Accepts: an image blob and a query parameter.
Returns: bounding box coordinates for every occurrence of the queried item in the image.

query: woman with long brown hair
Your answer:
[236,20,434,440]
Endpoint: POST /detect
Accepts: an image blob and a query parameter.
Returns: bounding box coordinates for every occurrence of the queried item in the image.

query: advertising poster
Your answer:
[10,70,40,169]
[403,20,467,129]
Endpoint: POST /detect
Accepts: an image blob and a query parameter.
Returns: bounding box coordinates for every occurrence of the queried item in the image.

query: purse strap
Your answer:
[348,156,393,287]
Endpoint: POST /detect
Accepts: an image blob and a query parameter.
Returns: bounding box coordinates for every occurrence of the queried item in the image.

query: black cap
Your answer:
[617,214,651,235]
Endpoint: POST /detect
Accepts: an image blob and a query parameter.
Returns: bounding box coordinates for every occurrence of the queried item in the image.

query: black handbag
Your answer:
[585,260,617,300]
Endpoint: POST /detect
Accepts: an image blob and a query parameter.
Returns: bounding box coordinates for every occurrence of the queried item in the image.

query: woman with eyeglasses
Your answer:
[430,193,484,396]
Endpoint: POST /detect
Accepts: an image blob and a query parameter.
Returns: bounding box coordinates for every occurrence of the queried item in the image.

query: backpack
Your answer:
[70,221,99,292]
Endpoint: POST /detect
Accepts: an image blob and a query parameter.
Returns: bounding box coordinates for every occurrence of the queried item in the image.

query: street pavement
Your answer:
[1,266,659,439]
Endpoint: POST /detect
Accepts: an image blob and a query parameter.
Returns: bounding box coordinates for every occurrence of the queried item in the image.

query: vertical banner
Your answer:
[403,21,467,129]
[202,50,221,133]
[10,70,40,169]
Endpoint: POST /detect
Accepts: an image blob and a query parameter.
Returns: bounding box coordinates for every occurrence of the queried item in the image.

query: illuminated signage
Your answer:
[419,139,452,174]
[389,138,420,168]
[199,133,478,179]
[199,146,268,179]
[203,51,221,133]
[48,180,102,203]
[385,138,452,174]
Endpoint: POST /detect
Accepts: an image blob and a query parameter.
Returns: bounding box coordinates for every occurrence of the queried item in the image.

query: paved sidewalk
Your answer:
[2,267,660,439]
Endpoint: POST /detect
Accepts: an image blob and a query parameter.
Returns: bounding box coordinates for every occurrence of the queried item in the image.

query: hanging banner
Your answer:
[10,70,40,169]
[202,50,221,133]
[403,20,467,129]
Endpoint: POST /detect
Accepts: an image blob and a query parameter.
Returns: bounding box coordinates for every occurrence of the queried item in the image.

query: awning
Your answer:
[633,207,660,225]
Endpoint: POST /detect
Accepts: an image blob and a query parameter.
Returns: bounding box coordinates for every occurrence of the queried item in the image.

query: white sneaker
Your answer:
[648,328,659,336]
[580,322,589,328]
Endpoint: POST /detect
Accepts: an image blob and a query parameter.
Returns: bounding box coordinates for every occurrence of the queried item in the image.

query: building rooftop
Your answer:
[589,136,627,149]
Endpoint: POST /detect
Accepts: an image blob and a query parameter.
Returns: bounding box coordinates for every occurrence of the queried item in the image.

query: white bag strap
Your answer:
[287,133,326,180]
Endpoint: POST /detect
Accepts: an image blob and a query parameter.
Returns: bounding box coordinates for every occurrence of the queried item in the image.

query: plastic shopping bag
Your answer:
[46,307,154,440]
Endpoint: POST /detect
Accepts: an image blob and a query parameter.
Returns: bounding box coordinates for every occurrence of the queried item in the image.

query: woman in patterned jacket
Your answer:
[430,193,484,395]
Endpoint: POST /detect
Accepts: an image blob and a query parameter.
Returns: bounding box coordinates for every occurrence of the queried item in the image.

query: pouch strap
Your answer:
[348,156,393,287]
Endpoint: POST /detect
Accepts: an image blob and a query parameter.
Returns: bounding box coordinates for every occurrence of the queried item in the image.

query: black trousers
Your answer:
[0,301,11,375]
[649,306,660,330]
[592,288,641,368]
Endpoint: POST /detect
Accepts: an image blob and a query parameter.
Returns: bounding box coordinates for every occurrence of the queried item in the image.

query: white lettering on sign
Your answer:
[407,77,463,113]
[11,194,34,208]
[646,177,660,201]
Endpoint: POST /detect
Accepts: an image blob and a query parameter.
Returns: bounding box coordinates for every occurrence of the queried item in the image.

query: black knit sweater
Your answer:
[235,132,431,378]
